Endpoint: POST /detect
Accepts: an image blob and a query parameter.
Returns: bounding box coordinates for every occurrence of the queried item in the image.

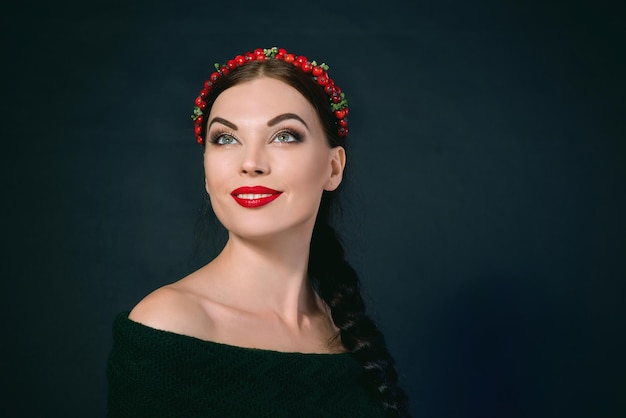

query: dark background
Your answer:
[2,0,624,417]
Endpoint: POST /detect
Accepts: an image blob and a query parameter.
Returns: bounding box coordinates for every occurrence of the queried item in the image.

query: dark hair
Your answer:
[198,58,410,417]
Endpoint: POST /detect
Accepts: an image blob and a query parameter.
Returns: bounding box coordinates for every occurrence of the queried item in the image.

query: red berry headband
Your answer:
[191,47,349,145]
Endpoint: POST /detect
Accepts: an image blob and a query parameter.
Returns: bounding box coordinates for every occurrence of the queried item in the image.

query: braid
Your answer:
[309,196,411,417]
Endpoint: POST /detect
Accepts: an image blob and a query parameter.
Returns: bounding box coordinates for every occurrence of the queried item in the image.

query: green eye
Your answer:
[273,130,301,143]
[275,133,293,143]
[215,134,237,145]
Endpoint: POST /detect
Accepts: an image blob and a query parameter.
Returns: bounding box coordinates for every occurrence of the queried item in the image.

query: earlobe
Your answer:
[204,178,210,195]
[325,146,346,191]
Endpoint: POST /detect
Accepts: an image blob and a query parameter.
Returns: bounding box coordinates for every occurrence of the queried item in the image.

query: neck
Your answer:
[205,228,320,324]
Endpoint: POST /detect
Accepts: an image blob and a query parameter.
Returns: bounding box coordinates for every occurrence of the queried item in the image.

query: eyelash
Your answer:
[208,128,305,145]
[273,128,304,143]
[209,130,237,145]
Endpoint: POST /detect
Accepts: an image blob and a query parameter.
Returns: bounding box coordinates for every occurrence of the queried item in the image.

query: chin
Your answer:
[222,216,316,242]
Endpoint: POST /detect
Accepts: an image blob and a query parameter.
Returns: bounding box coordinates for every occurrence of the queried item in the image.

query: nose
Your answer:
[240,143,269,176]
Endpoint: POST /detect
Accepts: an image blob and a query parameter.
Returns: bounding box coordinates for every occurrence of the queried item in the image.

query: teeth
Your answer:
[236,193,273,199]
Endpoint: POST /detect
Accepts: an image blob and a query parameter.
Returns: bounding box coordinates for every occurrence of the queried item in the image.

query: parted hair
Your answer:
[198,58,410,417]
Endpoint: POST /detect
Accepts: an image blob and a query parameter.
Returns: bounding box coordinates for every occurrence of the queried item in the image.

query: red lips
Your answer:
[231,186,283,208]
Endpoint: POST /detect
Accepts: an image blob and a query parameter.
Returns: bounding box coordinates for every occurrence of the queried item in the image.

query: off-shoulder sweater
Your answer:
[107,312,386,417]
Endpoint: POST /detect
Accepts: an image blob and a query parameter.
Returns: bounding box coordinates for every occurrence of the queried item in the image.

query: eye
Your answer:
[273,129,302,143]
[211,133,238,145]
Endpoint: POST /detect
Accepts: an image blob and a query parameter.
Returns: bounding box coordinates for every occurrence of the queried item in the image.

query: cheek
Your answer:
[286,153,331,190]
[203,156,232,222]
[204,154,234,188]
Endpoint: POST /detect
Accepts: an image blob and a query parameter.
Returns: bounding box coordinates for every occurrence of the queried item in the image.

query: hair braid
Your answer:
[309,196,411,417]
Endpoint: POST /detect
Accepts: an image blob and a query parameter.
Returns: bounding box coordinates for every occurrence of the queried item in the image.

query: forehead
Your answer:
[209,77,317,121]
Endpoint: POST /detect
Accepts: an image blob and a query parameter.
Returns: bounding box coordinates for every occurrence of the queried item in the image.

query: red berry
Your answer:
[227,59,236,69]
[334,109,346,120]
[194,97,202,106]
[284,53,295,63]
[254,48,264,56]
[331,93,342,103]
[220,66,229,75]
[296,56,307,65]
[317,75,329,86]
[338,127,348,137]
[312,66,323,76]
[209,71,220,82]
[245,52,254,61]
[194,125,202,135]
[301,61,312,72]
[278,48,287,55]
[324,84,334,94]
[338,119,348,128]
[235,55,245,66]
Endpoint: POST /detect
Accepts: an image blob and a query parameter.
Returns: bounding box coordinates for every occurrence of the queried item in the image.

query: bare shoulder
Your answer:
[128,282,213,338]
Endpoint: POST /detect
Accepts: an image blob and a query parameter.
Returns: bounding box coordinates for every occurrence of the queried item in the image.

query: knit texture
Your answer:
[107,312,386,417]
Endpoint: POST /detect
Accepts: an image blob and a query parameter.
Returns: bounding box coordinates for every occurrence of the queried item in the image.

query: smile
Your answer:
[231,186,282,208]
[235,193,274,199]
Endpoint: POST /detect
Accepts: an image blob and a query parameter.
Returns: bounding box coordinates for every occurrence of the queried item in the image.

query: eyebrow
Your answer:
[207,113,309,131]
[208,117,238,130]
[267,113,309,129]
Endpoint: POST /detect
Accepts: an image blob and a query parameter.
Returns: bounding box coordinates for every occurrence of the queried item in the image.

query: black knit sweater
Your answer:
[107,312,386,417]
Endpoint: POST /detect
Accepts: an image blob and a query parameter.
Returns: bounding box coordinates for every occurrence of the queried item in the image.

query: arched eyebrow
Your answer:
[207,113,308,131]
[267,113,309,129]
[208,117,238,130]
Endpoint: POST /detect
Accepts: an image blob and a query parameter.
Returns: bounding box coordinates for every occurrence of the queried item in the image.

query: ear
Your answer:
[204,177,210,195]
[324,146,346,191]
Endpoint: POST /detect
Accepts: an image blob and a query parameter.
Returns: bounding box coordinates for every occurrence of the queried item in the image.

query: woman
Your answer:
[107,47,410,417]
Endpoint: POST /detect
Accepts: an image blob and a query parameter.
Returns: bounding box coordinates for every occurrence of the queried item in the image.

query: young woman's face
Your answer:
[204,77,345,241]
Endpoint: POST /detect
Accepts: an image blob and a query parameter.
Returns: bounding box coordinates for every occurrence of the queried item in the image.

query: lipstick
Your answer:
[231,186,282,208]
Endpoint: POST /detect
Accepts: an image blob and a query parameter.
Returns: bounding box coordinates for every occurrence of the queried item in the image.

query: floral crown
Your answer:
[191,46,349,145]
